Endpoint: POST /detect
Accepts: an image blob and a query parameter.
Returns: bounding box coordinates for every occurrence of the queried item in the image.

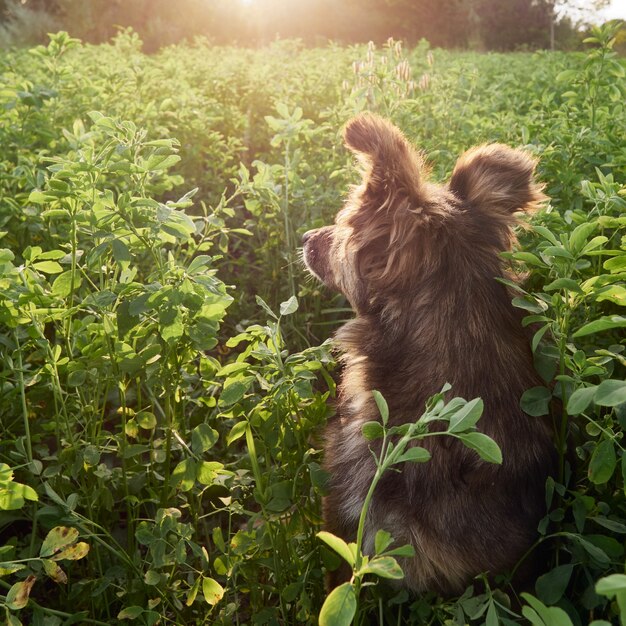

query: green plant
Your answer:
[318,386,503,625]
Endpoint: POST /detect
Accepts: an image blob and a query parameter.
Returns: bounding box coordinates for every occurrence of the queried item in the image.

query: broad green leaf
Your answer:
[191,423,219,454]
[569,221,596,255]
[512,251,545,267]
[40,526,79,558]
[362,420,384,440]
[588,439,616,485]
[567,386,596,415]
[360,555,404,579]
[384,544,416,558]
[521,386,552,417]
[374,529,393,554]
[596,573,626,595]
[0,480,38,510]
[279,295,298,315]
[521,593,574,626]
[486,601,499,626]
[50,541,90,561]
[226,421,247,446]
[42,559,68,583]
[319,582,357,626]
[543,278,583,294]
[532,225,559,245]
[187,254,212,274]
[171,458,196,492]
[33,260,63,274]
[573,315,626,338]
[317,531,356,566]
[6,576,36,610]
[51,271,81,298]
[594,379,626,406]
[457,432,502,464]
[0,563,26,577]
[604,256,626,273]
[117,606,143,619]
[448,398,483,433]
[535,564,574,604]
[145,153,181,171]
[219,378,253,406]
[202,577,224,606]
[372,390,389,425]
[197,461,224,486]
[395,446,431,464]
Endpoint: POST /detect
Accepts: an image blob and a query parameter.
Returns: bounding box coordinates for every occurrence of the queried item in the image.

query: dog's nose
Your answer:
[302,230,315,245]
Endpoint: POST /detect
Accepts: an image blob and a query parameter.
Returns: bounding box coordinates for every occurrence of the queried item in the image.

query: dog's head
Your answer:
[302,112,544,314]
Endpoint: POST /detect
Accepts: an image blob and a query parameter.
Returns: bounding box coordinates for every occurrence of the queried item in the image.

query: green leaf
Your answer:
[604,255,626,273]
[117,606,144,619]
[595,285,626,306]
[219,378,253,406]
[33,260,63,274]
[374,529,393,554]
[51,541,89,561]
[543,278,583,294]
[187,255,212,274]
[588,439,616,485]
[567,386,596,415]
[40,526,79,558]
[197,461,224,486]
[372,390,389,425]
[535,564,574,605]
[573,315,626,338]
[51,271,80,298]
[362,420,384,440]
[448,398,483,433]
[569,221,596,255]
[279,295,298,315]
[594,379,626,407]
[6,576,37,610]
[255,295,278,320]
[512,251,545,267]
[191,423,219,454]
[521,593,574,626]
[395,446,431,464]
[145,153,181,171]
[486,601,499,626]
[521,386,552,417]
[596,573,626,596]
[457,432,502,464]
[202,577,224,606]
[533,225,559,245]
[226,421,247,446]
[171,458,196,492]
[360,555,404,579]
[318,582,357,626]
[42,559,68,583]
[317,531,356,566]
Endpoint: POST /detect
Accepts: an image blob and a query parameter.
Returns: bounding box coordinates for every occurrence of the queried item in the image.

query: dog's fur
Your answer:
[302,113,555,595]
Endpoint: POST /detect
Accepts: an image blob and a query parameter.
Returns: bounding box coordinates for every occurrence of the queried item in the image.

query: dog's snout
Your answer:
[302,230,315,245]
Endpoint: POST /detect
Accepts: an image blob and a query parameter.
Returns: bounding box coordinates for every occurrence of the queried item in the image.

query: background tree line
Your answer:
[0,0,621,52]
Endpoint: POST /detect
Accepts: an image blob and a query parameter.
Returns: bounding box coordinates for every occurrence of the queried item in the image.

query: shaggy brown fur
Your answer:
[302,112,555,596]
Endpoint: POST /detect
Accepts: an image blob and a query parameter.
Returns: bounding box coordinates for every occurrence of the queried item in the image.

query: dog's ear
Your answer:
[343,113,425,204]
[449,144,545,219]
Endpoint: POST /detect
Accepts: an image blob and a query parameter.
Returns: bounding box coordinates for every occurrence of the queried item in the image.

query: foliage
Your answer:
[0,25,624,625]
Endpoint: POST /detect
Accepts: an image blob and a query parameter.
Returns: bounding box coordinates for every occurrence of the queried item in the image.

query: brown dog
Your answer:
[302,113,555,595]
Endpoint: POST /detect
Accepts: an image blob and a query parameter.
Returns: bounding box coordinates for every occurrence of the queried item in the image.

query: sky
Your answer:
[567,0,626,23]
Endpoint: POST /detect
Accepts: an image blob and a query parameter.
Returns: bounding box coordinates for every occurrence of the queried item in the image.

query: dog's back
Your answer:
[302,113,555,595]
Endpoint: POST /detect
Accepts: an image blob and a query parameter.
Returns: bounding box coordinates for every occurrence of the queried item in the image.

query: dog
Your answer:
[302,112,555,595]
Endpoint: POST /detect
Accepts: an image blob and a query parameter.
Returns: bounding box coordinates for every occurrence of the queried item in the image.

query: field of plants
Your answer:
[0,23,625,626]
